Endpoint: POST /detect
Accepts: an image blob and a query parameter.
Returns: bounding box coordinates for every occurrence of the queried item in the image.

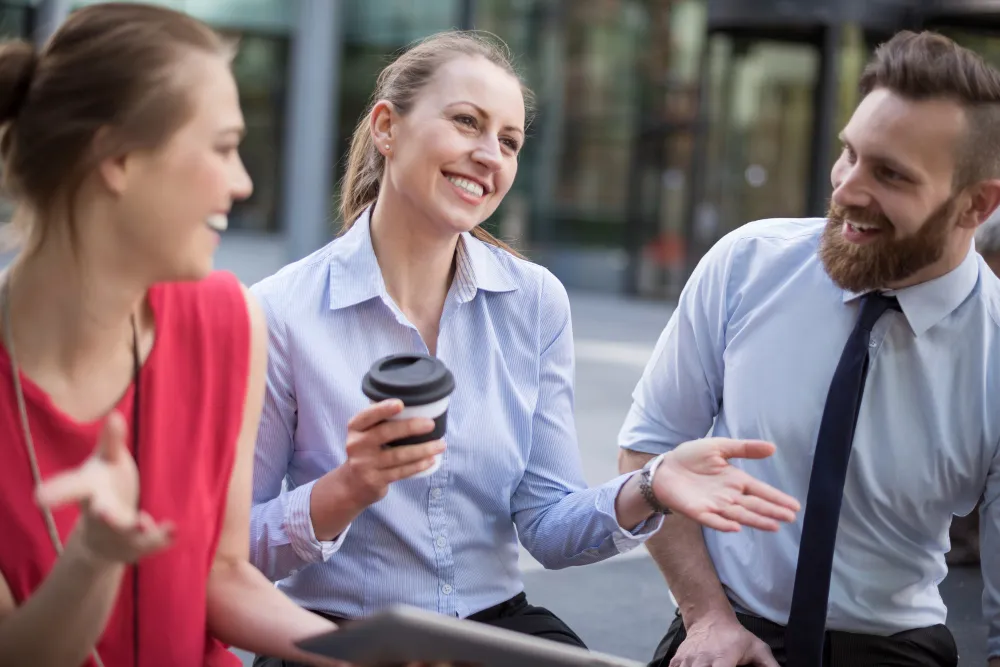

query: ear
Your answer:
[958,179,1000,230]
[369,100,396,158]
[93,126,130,197]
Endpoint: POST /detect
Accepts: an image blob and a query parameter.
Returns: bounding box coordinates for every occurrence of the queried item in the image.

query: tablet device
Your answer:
[294,605,644,667]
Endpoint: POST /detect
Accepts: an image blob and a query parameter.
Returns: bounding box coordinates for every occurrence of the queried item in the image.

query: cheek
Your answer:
[884,208,921,236]
[495,161,518,196]
[187,154,230,195]
[157,149,229,206]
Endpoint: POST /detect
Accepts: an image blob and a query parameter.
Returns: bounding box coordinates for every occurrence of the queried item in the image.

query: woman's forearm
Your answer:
[0,527,125,666]
[309,468,368,541]
[614,472,656,531]
[206,558,340,666]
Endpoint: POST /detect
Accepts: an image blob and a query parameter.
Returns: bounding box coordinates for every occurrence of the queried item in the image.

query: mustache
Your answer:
[828,203,893,229]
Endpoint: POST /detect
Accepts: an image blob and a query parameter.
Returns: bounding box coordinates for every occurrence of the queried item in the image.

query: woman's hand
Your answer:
[35,411,174,563]
[328,400,447,508]
[653,438,801,532]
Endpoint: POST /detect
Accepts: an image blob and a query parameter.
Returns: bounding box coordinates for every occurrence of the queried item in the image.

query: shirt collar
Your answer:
[842,242,980,336]
[327,207,517,311]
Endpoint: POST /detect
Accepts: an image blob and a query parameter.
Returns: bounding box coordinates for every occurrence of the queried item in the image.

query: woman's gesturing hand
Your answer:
[35,411,174,563]
[653,438,801,532]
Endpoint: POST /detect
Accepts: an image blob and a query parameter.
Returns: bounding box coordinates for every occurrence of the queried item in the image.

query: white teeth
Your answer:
[447,176,484,197]
[848,222,877,232]
[206,214,228,232]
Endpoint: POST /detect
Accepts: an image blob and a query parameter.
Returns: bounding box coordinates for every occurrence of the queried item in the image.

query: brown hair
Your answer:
[859,30,1000,187]
[0,2,234,250]
[339,30,534,255]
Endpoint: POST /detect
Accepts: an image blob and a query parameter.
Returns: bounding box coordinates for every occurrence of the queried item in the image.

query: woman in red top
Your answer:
[0,4,407,666]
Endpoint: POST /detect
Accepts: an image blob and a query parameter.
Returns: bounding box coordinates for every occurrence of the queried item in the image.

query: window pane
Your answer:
[698,37,819,239]
[225,31,289,232]
[333,0,463,206]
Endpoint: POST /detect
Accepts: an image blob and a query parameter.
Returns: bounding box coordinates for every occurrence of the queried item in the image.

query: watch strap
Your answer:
[639,453,672,515]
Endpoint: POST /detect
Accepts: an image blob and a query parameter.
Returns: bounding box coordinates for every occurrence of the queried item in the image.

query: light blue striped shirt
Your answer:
[619,217,1000,657]
[248,209,659,619]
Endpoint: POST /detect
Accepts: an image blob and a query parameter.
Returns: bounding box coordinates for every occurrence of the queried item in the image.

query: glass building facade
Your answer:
[14,0,1000,295]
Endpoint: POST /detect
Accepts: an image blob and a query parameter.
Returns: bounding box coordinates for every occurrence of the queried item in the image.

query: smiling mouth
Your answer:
[206,213,228,232]
[446,175,486,198]
[846,221,881,233]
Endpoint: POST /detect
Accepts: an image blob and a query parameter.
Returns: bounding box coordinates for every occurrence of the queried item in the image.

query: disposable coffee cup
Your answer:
[362,353,455,478]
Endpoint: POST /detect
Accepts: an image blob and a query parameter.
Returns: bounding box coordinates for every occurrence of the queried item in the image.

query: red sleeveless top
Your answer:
[0,271,249,667]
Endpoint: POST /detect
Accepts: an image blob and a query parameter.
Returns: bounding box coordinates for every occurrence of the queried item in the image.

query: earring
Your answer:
[385,144,391,152]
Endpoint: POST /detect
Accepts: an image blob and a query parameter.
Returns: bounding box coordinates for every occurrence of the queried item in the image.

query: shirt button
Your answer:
[869,338,877,348]
[442,584,453,595]
[431,488,443,499]
[436,537,447,548]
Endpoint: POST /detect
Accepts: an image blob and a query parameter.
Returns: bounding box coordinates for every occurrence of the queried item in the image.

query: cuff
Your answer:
[285,479,350,564]
[596,472,665,554]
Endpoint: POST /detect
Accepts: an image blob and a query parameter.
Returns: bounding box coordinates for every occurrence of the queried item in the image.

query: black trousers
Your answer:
[252,592,586,667]
[649,610,958,667]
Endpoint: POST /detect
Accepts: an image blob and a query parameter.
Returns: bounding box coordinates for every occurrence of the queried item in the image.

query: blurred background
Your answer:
[9,0,1000,295]
[6,1,994,663]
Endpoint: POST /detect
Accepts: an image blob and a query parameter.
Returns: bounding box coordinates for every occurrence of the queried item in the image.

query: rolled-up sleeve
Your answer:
[617,231,741,456]
[511,271,662,570]
[982,437,1000,659]
[248,285,348,582]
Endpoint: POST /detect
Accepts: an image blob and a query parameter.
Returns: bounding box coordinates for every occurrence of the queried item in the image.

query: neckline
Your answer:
[0,287,161,432]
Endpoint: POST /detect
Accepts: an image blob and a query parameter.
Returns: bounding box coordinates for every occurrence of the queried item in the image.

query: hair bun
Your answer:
[0,40,38,123]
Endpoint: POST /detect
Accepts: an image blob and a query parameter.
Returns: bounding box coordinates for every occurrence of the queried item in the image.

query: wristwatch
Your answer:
[639,453,672,515]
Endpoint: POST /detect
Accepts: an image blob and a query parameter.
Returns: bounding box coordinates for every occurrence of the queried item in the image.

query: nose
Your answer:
[830,159,871,210]
[231,154,254,201]
[472,135,503,172]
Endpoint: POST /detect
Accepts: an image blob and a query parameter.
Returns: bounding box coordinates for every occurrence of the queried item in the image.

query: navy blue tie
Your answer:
[785,292,900,667]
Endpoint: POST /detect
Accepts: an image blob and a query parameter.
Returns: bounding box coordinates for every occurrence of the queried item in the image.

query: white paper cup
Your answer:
[362,354,455,479]
[372,395,450,477]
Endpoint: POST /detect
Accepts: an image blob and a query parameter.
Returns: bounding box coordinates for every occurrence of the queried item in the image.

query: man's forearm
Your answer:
[645,514,736,626]
[619,449,735,627]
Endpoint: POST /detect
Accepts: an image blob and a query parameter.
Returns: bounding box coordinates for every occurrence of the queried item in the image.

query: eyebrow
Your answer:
[446,101,524,137]
[839,133,920,181]
[219,125,247,140]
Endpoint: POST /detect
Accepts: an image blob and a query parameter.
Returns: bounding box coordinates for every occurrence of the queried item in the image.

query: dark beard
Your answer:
[819,198,956,293]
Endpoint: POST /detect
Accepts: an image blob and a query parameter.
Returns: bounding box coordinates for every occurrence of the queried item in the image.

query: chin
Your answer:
[185,259,215,282]
[441,202,493,233]
[161,256,215,283]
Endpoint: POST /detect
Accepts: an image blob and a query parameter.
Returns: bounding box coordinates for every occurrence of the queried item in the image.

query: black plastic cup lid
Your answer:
[362,354,455,406]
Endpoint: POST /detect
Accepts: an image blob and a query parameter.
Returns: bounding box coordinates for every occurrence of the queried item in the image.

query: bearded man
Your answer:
[618,31,1000,667]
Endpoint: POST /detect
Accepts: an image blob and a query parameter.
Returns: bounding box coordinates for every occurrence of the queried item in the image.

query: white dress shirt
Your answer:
[619,217,1000,658]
